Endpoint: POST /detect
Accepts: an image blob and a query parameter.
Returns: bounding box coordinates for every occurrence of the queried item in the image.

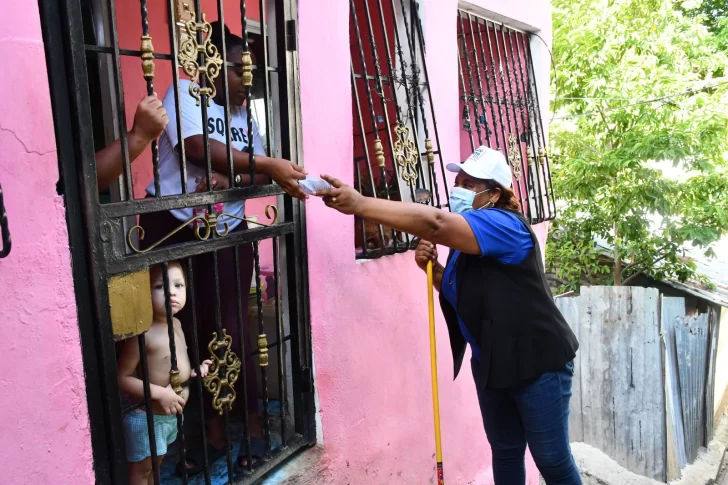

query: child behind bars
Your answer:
[117,261,211,484]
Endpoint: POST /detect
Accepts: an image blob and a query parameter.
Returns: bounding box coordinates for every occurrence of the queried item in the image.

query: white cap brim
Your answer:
[446,162,464,173]
[446,146,514,188]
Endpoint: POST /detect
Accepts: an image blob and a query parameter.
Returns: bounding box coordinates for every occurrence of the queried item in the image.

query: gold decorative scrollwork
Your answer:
[373,139,386,168]
[178,8,223,106]
[393,124,419,187]
[507,133,522,182]
[257,334,269,367]
[140,35,155,80]
[425,138,435,165]
[203,330,241,416]
[126,204,279,254]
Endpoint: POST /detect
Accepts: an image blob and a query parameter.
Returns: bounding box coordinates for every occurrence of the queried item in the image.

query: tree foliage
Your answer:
[546,0,728,292]
[678,0,728,44]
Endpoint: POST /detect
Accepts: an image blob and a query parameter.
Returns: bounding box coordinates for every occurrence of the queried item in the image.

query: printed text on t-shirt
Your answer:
[207,117,251,145]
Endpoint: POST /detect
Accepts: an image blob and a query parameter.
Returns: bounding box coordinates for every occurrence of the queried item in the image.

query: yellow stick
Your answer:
[427,260,445,485]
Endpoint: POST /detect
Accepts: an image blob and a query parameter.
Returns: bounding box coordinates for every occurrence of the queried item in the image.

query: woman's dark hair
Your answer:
[484,180,522,212]
[209,21,246,55]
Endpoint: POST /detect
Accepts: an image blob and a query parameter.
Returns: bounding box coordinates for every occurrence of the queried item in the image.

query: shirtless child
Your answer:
[117,261,212,484]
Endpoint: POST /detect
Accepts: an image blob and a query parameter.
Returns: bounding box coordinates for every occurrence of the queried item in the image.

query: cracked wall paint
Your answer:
[300,0,548,484]
[0,2,93,484]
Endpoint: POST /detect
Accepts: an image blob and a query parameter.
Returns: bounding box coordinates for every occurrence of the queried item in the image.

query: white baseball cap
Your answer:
[446,146,513,188]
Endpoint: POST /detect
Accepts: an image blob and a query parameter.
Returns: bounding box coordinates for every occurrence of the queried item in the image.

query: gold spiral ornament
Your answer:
[507,133,522,182]
[126,204,279,254]
[177,10,224,106]
[203,330,241,415]
[393,123,419,187]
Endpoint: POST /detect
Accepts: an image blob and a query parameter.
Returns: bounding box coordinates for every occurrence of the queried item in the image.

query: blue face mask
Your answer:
[449,187,491,214]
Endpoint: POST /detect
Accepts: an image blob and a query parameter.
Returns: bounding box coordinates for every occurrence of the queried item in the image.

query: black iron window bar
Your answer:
[77,1,309,484]
[350,0,448,259]
[457,9,555,224]
[0,183,10,259]
[84,5,287,214]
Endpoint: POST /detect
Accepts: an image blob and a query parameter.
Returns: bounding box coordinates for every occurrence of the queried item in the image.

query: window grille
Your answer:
[39,0,315,483]
[350,0,448,259]
[457,9,556,223]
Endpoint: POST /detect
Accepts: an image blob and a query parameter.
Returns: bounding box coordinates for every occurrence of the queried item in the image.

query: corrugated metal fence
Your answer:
[555,286,720,482]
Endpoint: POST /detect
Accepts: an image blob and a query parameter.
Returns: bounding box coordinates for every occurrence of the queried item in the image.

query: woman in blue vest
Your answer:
[315,146,581,485]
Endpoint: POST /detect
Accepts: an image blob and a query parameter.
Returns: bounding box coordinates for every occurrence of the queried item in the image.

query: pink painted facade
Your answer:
[0,0,551,483]
[301,1,550,483]
[0,1,94,484]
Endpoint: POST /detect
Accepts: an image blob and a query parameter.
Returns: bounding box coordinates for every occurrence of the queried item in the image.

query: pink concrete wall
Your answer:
[0,0,551,482]
[300,0,550,483]
[0,1,94,484]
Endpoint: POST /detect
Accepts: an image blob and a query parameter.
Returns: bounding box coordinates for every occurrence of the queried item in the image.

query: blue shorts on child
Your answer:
[123,409,180,463]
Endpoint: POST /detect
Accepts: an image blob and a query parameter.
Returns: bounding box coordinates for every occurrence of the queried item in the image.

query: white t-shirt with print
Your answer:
[147,79,265,230]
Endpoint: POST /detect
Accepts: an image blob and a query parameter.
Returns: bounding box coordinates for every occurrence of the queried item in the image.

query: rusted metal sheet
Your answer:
[661,296,688,480]
[675,311,710,463]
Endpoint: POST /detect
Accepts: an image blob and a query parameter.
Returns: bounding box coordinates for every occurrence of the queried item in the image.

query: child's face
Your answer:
[150,264,187,317]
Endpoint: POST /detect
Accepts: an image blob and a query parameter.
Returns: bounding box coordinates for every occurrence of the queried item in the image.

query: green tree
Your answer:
[678,0,728,41]
[546,0,728,292]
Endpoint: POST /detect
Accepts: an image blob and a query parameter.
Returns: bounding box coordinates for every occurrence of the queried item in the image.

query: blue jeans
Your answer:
[472,360,581,485]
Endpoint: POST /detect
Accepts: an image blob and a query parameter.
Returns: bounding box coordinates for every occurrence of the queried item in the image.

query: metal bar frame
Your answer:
[350,0,400,257]
[456,9,556,223]
[503,25,545,221]
[39,1,315,484]
[350,0,447,259]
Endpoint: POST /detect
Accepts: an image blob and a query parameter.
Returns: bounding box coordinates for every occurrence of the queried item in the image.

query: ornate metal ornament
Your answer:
[177,9,223,106]
[373,138,385,168]
[257,334,269,367]
[126,205,278,254]
[203,330,241,416]
[242,50,253,88]
[169,369,184,395]
[507,133,522,182]
[392,123,418,187]
[140,35,155,80]
[425,138,435,165]
[538,147,547,166]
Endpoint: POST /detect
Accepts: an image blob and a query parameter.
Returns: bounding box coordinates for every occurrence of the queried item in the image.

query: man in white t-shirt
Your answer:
[133,22,300,476]
[147,77,269,228]
[146,38,306,224]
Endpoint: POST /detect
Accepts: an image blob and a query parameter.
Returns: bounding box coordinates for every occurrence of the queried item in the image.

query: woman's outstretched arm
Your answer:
[314,175,481,255]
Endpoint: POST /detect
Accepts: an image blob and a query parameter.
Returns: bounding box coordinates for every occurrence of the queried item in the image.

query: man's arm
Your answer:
[184,136,307,199]
[95,95,168,191]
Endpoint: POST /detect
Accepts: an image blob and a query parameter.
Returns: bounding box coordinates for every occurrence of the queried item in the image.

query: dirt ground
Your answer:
[538,417,728,485]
